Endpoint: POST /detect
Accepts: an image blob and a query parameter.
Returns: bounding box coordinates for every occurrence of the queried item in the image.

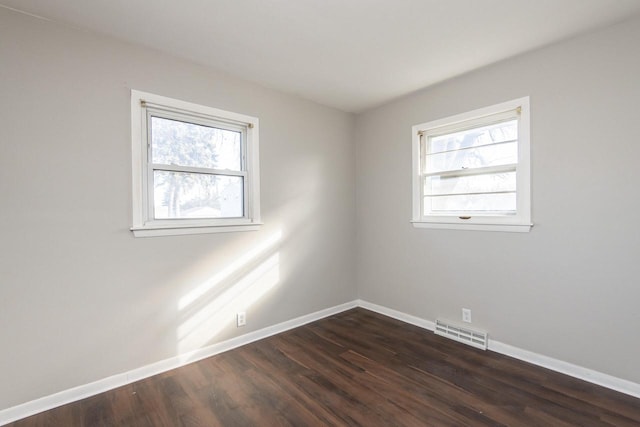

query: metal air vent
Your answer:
[435,319,488,350]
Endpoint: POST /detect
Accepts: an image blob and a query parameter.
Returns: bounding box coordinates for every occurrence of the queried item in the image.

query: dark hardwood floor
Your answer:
[8,308,640,426]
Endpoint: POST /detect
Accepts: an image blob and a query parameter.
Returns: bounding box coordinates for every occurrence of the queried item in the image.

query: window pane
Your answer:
[429,119,517,154]
[425,193,516,213]
[151,116,242,171]
[425,171,516,196]
[426,141,517,174]
[153,171,243,219]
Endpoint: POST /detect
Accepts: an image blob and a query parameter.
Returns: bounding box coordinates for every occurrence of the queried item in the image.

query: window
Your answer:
[412,97,531,232]
[131,90,261,237]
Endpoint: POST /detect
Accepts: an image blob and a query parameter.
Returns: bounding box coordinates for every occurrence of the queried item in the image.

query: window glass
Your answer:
[153,171,243,219]
[150,116,242,171]
[424,172,516,196]
[426,193,516,213]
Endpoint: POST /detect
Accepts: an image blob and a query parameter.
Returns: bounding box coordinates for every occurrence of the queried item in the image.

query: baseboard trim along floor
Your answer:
[357,300,640,400]
[1,299,638,425]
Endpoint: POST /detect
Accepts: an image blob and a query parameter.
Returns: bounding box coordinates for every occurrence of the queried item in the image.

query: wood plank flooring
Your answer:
[8,308,640,426]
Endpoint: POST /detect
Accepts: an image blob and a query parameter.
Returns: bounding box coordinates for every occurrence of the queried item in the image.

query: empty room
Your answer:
[1,0,640,425]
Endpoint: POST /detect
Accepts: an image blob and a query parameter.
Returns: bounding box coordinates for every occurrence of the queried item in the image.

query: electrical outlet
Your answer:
[237,311,246,327]
[462,308,472,323]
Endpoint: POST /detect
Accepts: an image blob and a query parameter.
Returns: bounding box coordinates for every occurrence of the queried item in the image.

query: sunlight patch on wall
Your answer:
[178,231,282,311]
[176,233,282,355]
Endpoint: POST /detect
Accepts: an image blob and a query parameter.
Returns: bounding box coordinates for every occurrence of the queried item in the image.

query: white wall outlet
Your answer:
[237,311,246,327]
[462,308,472,323]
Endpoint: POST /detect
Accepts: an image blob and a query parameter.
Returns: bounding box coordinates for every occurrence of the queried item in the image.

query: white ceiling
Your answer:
[3,0,640,113]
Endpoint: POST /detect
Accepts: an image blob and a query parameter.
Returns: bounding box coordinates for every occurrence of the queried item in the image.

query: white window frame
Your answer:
[411,97,531,232]
[130,90,261,237]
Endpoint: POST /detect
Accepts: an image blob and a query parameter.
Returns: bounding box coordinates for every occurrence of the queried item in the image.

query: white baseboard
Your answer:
[488,340,640,399]
[356,299,436,331]
[3,299,639,425]
[0,301,358,426]
[357,300,640,399]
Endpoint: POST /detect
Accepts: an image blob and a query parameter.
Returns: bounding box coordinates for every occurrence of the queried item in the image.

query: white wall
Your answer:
[0,9,356,409]
[355,16,640,383]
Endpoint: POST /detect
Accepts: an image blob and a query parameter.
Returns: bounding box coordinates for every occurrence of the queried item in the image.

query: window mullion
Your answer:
[145,115,154,224]
[425,190,516,198]
[150,163,247,177]
[423,164,516,179]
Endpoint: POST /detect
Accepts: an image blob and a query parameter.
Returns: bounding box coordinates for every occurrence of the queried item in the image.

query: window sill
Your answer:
[131,223,263,238]
[411,221,532,233]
